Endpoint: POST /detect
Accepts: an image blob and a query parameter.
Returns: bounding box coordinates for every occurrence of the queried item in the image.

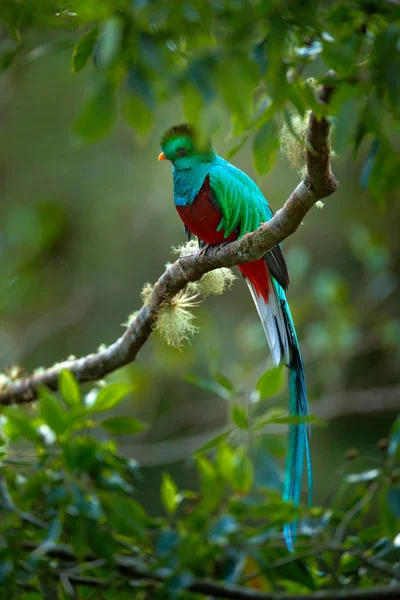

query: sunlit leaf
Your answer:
[231,404,248,429]
[59,369,81,408]
[161,473,179,515]
[71,26,98,73]
[39,387,69,436]
[90,383,131,413]
[255,367,284,400]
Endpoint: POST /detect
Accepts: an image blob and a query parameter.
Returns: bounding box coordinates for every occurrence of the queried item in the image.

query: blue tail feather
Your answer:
[279,288,312,551]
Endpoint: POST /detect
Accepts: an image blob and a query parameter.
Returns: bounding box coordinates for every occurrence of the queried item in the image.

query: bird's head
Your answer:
[158,123,215,170]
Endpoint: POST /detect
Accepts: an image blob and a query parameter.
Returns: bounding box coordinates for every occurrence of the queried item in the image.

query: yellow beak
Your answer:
[158,152,167,161]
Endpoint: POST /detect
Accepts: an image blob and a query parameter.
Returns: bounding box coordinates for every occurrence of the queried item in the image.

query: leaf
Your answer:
[59,369,81,408]
[194,429,233,454]
[252,120,279,175]
[217,443,235,481]
[4,407,41,443]
[231,404,248,429]
[123,92,153,135]
[231,447,253,494]
[182,82,203,124]
[161,473,179,515]
[252,409,320,431]
[275,558,316,591]
[100,416,146,435]
[208,514,239,544]
[183,374,233,401]
[212,372,236,395]
[387,487,400,519]
[73,81,117,142]
[39,387,69,436]
[71,26,98,73]
[95,17,122,68]
[196,456,224,512]
[31,517,63,557]
[90,383,131,413]
[389,416,400,458]
[100,492,147,539]
[379,486,399,537]
[254,366,284,400]
[345,469,382,484]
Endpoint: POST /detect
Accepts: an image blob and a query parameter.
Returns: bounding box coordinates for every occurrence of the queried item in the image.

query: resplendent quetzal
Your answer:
[158,123,311,549]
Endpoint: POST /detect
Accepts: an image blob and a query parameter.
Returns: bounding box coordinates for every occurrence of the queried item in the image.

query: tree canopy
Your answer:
[0,1,399,599]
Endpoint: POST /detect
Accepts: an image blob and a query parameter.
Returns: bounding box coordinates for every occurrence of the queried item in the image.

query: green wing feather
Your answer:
[209,158,273,237]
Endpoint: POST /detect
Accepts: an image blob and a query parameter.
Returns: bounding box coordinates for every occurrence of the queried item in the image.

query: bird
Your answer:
[158,123,311,550]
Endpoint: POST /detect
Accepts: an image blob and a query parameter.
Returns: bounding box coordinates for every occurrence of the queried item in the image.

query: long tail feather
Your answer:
[243,264,312,552]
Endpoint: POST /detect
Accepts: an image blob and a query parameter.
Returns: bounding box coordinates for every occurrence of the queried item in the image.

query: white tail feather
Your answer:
[245,273,290,367]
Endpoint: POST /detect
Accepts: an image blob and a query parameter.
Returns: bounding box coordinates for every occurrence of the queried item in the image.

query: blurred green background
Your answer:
[1,40,399,513]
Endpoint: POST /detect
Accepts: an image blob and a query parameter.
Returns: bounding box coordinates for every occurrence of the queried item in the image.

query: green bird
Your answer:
[159,123,311,550]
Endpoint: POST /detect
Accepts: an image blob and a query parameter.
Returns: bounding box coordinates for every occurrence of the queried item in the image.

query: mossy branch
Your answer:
[0,77,338,406]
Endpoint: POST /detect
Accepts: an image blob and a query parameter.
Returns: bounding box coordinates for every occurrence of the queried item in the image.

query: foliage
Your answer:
[1,0,400,204]
[1,1,400,598]
[0,372,399,598]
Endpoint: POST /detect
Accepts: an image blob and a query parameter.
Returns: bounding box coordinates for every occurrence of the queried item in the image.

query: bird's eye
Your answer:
[177,147,187,157]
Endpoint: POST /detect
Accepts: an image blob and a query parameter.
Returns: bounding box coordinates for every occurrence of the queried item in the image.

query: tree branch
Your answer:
[20,541,400,600]
[0,79,338,406]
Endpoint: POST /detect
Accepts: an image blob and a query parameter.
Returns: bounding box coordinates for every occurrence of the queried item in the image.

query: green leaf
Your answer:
[182,82,203,124]
[71,26,98,73]
[255,366,284,400]
[73,81,117,142]
[231,447,253,494]
[161,473,179,515]
[252,120,279,175]
[379,486,398,537]
[95,17,122,68]
[59,369,81,408]
[39,387,69,436]
[123,92,153,135]
[322,34,362,78]
[183,374,233,401]
[194,429,233,454]
[4,406,41,443]
[231,404,248,429]
[101,492,147,539]
[90,383,131,413]
[252,409,320,431]
[101,416,146,435]
[216,443,235,481]
[196,456,224,512]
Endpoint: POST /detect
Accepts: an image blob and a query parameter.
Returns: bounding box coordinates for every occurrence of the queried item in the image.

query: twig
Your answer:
[334,484,378,545]
[0,476,46,529]
[18,540,400,600]
[0,77,338,407]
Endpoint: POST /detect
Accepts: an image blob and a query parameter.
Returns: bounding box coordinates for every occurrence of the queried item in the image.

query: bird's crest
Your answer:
[160,123,196,147]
